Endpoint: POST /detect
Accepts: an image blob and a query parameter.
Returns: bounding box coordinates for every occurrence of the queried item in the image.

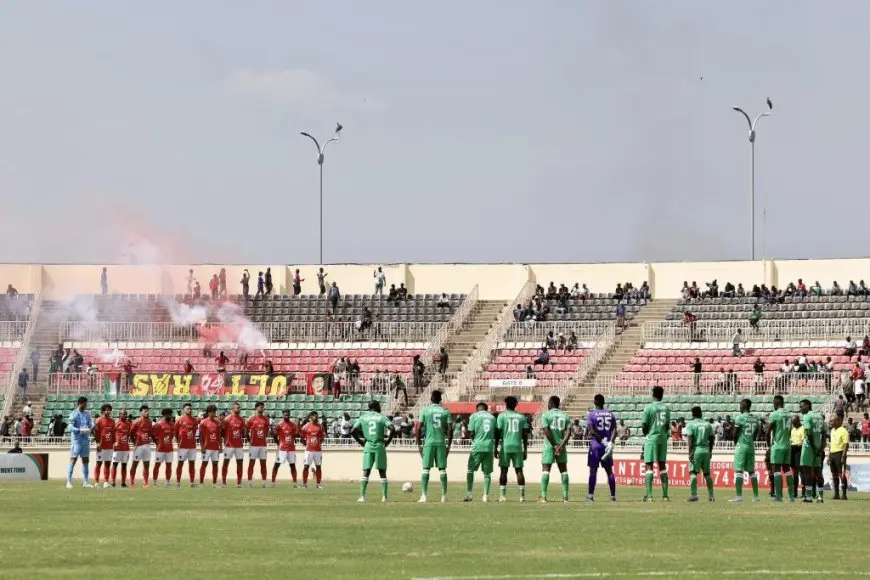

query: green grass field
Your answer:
[0,482,865,579]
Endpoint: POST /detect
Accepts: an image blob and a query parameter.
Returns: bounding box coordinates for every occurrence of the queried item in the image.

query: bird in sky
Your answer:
[766,97,773,110]
[335,122,343,134]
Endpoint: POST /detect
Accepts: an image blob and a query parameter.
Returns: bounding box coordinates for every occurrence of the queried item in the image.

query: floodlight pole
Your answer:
[301,129,341,265]
[732,106,772,261]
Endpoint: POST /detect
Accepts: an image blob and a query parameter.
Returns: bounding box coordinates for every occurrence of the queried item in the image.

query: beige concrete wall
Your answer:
[649,261,767,299]
[531,263,650,295]
[6,258,870,302]
[408,264,530,300]
[34,447,870,482]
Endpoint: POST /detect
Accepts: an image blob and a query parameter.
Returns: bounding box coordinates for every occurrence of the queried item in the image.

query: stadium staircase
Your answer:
[405,300,508,414]
[8,301,66,432]
[563,298,678,419]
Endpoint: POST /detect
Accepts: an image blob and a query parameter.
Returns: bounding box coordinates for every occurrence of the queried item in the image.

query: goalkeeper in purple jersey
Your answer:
[586,394,617,502]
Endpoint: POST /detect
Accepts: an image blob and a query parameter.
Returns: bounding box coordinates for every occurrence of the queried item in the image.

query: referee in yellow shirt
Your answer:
[790,415,805,500]
[828,415,850,500]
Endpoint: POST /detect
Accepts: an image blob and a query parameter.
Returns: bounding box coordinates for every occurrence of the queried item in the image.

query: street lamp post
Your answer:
[301,123,343,265]
[732,105,772,261]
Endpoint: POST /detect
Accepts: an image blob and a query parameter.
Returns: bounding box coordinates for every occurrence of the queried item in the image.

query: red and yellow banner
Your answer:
[129,373,294,397]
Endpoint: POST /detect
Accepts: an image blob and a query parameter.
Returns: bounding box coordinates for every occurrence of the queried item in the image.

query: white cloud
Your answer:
[226,68,336,105]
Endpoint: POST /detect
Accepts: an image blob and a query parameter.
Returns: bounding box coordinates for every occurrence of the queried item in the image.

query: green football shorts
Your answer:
[499,451,524,469]
[467,451,493,475]
[422,444,448,470]
[362,448,387,471]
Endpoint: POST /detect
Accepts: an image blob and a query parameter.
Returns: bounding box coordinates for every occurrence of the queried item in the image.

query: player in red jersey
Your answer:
[129,405,153,487]
[246,401,271,487]
[175,403,200,487]
[152,408,175,487]
[93,404,116,488]
[273,409,299,486]
[301,411,326,489]
[112,410,131,487]
[199,404,222,486]
[222,402,246,487]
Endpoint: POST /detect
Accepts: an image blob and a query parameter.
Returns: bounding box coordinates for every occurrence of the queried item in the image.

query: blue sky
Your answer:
[0,1,866,265]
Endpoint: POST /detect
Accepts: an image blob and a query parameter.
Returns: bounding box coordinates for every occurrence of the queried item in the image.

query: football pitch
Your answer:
[0,483,865,579]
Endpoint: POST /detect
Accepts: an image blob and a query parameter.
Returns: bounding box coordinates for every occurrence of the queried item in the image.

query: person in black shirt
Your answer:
[241,269,250,299]
[753,358,765,393]
[692,357,702,394]
[412,355,425,392]
[265,267,273,295]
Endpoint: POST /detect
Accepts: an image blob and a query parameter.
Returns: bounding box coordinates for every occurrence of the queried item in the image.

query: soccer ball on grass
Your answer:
[402,482,414,493]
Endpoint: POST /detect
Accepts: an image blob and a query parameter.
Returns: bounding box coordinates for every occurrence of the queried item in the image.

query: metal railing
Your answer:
[532,322,618,427]
[1,293,42,420]
[594,370,847,396]
[643,319,870,343]
[0,321,27,342]
[449,280,537,401]
[504,321,614,343]
[61,320,440,345]
[392,286,479,416]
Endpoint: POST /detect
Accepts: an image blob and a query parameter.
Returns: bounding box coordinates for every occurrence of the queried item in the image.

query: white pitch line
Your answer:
[411,571,870,580]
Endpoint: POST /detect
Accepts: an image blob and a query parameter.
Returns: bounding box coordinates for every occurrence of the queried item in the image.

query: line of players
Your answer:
[67,385,833,504]
[66,397,327,489]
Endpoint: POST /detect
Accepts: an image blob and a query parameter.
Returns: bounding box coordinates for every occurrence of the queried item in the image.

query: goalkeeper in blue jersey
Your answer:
[67,396,94,489]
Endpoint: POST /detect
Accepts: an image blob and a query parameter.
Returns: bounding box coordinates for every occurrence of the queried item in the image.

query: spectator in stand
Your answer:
[52,414,67,437]
[847,280,859,296]
[748,304,762,331]
[844,336,858,359]
[122,359,136,389]
[736,283,745,297]
[387,284,399,303]
[571,419,583,447]
[192,280,201,300]
[263,359,274,375]
[846,418,859,442]
[17,367,28,399]
[328,282,340,311]
[218,268,227,298]
[0,415,10,443]
[691,358,702,393]
[533,346,550,368]
[615,302,626,330]
[545,282,558,299]
[392,373,408,407]
[21,401,32,417]
[240,269,250,299]
[13,417,21,438]
[373,267,386,295]
[292,269,304,295]
[412,355,425,393]
[753,358,765,393]
[186,269,195,294]
[613,283,624,300]
[357,307,373,333]
[340,413,353,440]
[208,274,218,299]
[556,333,567,352]
[315,267,327,295]
[525,365,535,379]
[402,415,413,439]
[834,395,846,418]
[683,310,697,339]
[215,352,229,373]
[722,281,735,298]
[253,271,264,297]
[436,293,451,308]
[638,281,651,299]
[617,420,630,443]
[20,415,32,441]
[6,284,17,297]
[732,329,743,357]
[545,331,557,350]
[437,347,449,375]
[183,359,194,374]
[860,280,869,295]
[831,281,843,296]
[856,374,866,409]
[567,331,578,352]
[265,268,273,295]
[862,413,870,443]
[100,267,108,295]
[704,279,719,298]
[513,304,524,321]
[793,279,806,297]
[397,283,408,300]
[73,350,84,373]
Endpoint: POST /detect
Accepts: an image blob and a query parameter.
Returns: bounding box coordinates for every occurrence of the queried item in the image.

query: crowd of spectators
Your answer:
[513,281,649,325]
[680,278,870,302]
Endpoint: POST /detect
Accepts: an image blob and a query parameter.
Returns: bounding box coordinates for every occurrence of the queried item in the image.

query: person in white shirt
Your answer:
[339,413,353,440]
[732,329,743,357]
[21,402,32,417]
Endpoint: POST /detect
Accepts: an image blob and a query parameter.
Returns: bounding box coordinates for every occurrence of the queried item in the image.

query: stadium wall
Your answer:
[1,258,869,301]
[32,448,870,483]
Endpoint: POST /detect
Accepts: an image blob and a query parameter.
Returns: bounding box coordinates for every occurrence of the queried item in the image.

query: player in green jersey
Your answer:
[464,402,496,502]
[766,395,795,502]
[731,398,760,502]
[415,389,453,503]
[539,395,571,503]
[494,396,530,502]
[685,406,715,502]
[641,386,671,501]
[799,399,826,503]
[351,400,395,503]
